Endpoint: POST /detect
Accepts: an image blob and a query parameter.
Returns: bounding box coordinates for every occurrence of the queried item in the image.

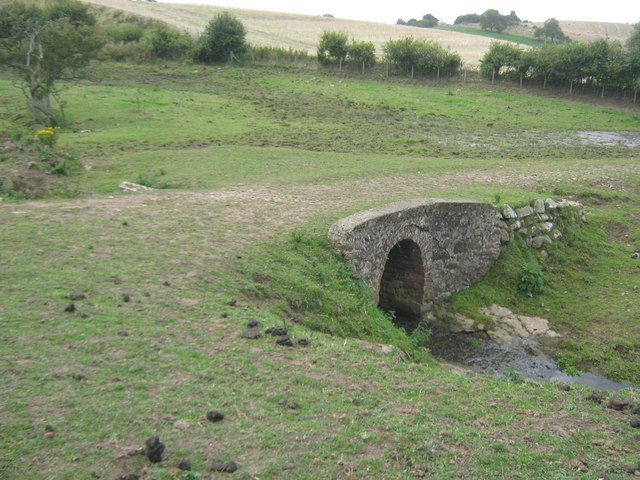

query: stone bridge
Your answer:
[328,198,501,326]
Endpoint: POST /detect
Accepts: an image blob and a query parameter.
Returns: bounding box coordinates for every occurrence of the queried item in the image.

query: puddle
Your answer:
[425,330,638,391]
[576,130,640,147]
[457,130,640,149]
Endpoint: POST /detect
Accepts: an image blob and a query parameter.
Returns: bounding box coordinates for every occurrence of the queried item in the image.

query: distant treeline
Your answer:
[481,35,640,95]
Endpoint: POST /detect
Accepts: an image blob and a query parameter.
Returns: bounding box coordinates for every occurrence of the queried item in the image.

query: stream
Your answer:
[425,330,638,391]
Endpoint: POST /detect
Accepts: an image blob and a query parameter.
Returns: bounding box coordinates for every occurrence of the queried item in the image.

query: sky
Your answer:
[161,0,639,25]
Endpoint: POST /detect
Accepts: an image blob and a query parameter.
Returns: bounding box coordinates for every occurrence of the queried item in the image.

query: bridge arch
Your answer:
[328,198,501,320]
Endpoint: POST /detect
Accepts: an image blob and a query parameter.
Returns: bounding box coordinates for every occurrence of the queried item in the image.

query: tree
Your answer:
[194,12,246,63]
[0,0,103,126]
[626,22,640,78]
[480,41,524,78]
[397,14,438,28]
[454,13,481,25]
[534,18,568,44]
[317,30,348,63]
[480,9,509,33]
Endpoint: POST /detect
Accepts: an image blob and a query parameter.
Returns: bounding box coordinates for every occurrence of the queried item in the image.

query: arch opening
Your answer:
[378,239,425,332]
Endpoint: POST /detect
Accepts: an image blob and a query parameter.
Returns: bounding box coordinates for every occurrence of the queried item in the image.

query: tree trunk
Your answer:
[23,27,59,126]
[26,91,58,126]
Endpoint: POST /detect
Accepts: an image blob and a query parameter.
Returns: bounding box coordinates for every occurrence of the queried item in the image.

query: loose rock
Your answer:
[64,303,76,313]
[276,336,294,347]
[265,326,287,336]
[211,461,238,473]
[247,319,261,328]
[70,293,86,301]
[144,435,165,463]
[206,410,224,422]
[177,460,192,471]
[117,330,130,337]
[630,418,640,428]
[298,338,310,346]
[122,294,131,303]
[606,396,629,411]
[116,475,140,480]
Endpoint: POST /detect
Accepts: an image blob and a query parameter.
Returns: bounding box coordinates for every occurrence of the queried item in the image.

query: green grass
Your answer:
[448,190,640,383]
[1,60,640,480]
[436,25,544,47]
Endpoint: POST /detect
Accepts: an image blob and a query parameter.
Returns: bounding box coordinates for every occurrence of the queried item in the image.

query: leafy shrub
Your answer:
[384,37,462,75]
[106,23,144,43]
[317,30,348,63]
[347,39,376,65]
[480,41,525,78]
[518,261,544,296]
[140,25,193,60]
[193,12,246,63]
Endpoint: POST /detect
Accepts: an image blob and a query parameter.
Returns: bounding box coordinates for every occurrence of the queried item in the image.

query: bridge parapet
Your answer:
[328,198,501,314]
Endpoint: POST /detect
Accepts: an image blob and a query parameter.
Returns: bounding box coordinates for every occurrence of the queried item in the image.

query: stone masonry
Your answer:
[328,198,501,314]
[498,198,586,257]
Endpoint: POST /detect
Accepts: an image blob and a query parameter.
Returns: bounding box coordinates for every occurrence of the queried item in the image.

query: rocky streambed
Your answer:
[426,304,637,391]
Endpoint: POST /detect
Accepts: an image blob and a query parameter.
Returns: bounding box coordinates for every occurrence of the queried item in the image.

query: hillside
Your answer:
[528,20,635,43]
[83,0,503,65]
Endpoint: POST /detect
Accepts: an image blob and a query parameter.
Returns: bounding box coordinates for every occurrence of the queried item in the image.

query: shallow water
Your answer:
[425,331,637,391]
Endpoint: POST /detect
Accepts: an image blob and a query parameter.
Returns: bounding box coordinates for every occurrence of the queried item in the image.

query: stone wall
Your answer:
[328,198,501,309]
[499,198,586,257]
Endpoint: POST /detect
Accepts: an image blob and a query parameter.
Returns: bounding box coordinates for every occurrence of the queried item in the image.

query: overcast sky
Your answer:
[161,0,639,25]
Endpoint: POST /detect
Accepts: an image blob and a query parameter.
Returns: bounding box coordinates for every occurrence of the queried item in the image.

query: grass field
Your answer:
[1,59,640,480]
[435,25,543,47]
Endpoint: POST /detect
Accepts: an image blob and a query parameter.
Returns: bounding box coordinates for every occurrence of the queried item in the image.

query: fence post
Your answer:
[491,68,495,84]
[386,63,389,77]
[520,73,523,88]
[437,67,440,82]
[569,80,573,95]
[362,61,365,74]
[464,70,467,82]
[339,58,342,72]
[635,88,638,104]
[601,85,605,98]
[411,65,414,79]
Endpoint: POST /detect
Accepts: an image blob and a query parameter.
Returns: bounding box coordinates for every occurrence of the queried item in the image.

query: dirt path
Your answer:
[5,160,635,250]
